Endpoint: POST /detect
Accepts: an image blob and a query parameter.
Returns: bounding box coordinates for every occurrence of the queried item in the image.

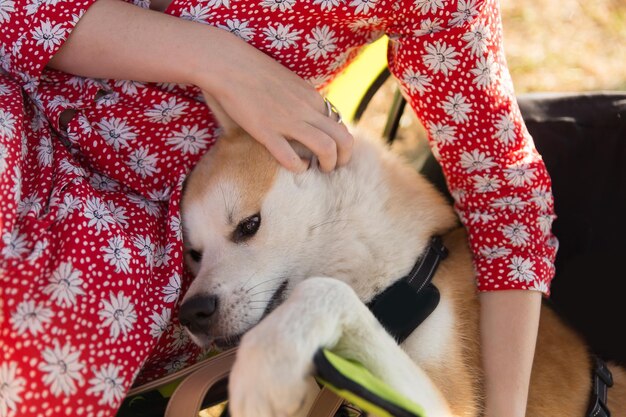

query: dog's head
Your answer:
[179,124,339,347]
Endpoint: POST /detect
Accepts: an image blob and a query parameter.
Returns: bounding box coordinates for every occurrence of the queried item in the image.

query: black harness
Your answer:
[366,235,614,417]
[587,356,614,417]
[366,236,447,344]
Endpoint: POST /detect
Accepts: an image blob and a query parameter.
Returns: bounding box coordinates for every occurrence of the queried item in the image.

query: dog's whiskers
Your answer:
[309,218,352,231]
[244,277,284,293]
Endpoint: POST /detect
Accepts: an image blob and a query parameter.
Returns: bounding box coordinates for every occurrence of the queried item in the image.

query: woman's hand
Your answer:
[48,0,353,173]
[192,30,354,173]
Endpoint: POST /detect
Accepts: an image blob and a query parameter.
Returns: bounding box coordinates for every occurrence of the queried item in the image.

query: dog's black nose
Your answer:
[179,294,218,333]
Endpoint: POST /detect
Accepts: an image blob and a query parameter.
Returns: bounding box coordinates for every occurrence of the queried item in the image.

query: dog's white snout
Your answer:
[178,294,218,335]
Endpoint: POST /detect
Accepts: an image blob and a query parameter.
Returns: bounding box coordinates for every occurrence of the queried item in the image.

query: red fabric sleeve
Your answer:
[387,0,558,294]
[0,0,100,92]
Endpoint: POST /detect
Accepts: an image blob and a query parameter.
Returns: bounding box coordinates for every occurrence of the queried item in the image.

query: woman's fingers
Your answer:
[308,110,354,167]
[258,134,309,173]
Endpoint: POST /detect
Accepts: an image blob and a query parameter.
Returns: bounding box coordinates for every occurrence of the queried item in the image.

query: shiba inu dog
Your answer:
[179,111,625,417]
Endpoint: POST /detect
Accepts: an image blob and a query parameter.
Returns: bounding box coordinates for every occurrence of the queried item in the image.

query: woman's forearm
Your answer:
[48,0,227,87]
[48,0,353,173]
[480,290,541,417]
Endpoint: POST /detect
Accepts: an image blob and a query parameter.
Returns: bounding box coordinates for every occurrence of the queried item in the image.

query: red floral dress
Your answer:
[0,0,557,416]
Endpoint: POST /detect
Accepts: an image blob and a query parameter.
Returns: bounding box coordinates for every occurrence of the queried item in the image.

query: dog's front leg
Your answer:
[228,277,453,417]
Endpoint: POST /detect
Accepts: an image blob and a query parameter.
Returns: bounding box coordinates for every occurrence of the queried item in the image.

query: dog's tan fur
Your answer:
[181,126,625,417]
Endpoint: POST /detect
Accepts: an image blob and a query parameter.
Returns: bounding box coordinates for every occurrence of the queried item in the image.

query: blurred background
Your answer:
[354,0,626,163]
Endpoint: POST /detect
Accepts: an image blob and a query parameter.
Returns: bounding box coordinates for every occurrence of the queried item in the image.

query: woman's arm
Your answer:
[49,0,353,172]
[480,290,541,417]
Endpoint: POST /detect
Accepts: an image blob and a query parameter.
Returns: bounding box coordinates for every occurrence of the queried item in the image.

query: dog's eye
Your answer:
[232,213,261,243]
[188,249,202,263]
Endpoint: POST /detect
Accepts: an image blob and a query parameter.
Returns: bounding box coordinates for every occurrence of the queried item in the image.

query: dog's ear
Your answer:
[202,93,239,137]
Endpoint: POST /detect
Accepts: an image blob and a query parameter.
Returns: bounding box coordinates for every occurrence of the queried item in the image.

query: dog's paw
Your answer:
[228,329,318,417]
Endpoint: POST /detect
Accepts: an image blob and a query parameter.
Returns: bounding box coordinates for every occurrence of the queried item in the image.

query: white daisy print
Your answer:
[89,172,119,192]
[494,113,517,145]
[1,228,29,259]
[0,144,7,175]
[530,186,553,211]
[502,221,530,246]
[99,291,138,340]
[35,135,53,167]
[491,196,528,211]
[102,235,132,274]
[114,80,143,95]
[428,121,457,145]
[84,197,116,233]
[468,210,495,223]
[450,0,479,27]
[504,164,538,188]
[402,68,432,94]
[25,0,44,16]
[207,0,230,9]
[313,0,342,11]
[107,201,129,229]
[95,91,120,107]
[0,109,16,140]
[32,19,66,52]
[154,243,172,268]
[133,235,154,267]
[263,24,302,50]
[17,194,42,217]
[164,354,190,374]
[48,95,71,111]
[507,256,536,283]
[442,93,472,123]
[149,308,172,339]
[414,0,443,14]
[144,98,188,124]
[127,147,159,178]
[128,193,160,217]
[349,0,377,14]
[479,246,511,259]
[0,362,25,417]
[166,125,212,155]
[414,18,444,36]
[260,0,294,12]
[26,238,48,262]
[423,41,460,76]
[462,23,491,56]
[162,272,181,304]
[171,324,191,350]
[180,4,212,22]
[459,149,496,173]
[470,54,498,89]
[10,300,52,336]
[348,17,381,31]
[11,166,21,203]
[58,193,81,220]
[95,117,137,151]
[39,341,85,397]
[43,262,86,307]
[0,0,15,23]
[473,174,501,193]
[86,364,126,407]
[304,26,337,60]
[530,280,549,294]
[537,214,555,235]
[148,186,172,202]
[170,216,182,241]
[219,19,255,41]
